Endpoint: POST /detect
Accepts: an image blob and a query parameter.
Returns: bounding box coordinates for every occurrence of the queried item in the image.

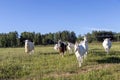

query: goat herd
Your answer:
[24,36,112,67]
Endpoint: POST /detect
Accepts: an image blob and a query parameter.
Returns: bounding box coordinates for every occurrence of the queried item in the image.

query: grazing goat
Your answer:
[102,38,112,54]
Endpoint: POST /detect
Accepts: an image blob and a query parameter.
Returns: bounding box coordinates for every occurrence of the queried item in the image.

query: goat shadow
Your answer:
[89,48,120,63]
[89,48,120,57]
[37,52,59,55]
[96,56,120,64]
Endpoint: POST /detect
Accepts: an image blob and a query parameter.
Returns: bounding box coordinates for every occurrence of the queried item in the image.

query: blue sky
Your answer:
[0,0,120,36]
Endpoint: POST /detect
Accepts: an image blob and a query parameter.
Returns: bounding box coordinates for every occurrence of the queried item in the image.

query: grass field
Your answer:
[0,42,120,80]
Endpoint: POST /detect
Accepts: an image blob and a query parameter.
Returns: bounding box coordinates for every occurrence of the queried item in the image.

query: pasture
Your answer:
[0,42,120,80]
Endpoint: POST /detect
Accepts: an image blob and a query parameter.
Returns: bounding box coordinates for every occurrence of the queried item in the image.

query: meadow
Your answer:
[0,42,120,80]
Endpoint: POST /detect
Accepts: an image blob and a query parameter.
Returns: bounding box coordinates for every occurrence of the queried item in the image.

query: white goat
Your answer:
[67,42,74,53]
[81,36,88,58]
[74,36,88,67]
[54,44,59,51]
[25,40,34,54]
[102,38,112,54]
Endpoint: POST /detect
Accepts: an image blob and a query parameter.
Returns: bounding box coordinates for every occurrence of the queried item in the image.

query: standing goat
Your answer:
[102,38,112,54]
[74,36,88,67]
[57,40,67,57]
[54,44,59,51]
[25,40,34,54]
[67,42,74,54]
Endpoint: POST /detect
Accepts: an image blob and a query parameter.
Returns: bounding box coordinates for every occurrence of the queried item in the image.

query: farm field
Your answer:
[0,42,120,80]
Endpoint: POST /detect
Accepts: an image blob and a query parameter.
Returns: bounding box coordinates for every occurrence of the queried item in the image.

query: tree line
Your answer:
[0,31,77,47]
[86,31,119,43]
[0,30,120,47]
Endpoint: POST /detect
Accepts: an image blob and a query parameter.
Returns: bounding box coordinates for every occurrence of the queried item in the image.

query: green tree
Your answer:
[34,33,42,45]
[70,31,77,43]
[8,31,18,47]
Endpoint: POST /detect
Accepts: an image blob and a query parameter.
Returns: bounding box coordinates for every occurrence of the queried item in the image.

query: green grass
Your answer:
[0,42,120,80]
